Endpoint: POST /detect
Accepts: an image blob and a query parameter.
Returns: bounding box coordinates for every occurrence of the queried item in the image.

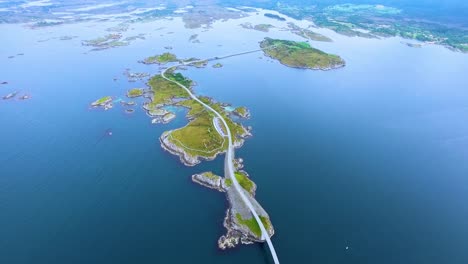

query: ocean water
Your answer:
[1,11,468,264]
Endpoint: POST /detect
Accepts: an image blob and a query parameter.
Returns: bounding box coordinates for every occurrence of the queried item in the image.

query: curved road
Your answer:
[161,51,280,264]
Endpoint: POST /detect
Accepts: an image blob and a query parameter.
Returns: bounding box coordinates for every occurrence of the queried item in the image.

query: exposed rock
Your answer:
[2,91,18,100]
[191,170,274,249]
[152,112,175,124]
[19,94,31,100]
[232,106,251,119]
[160,131,201,166]
[120,100,136,106]
[160,129,227,166]
[162,113,176,123]
[91,96,112,107]
[192,172,225,192]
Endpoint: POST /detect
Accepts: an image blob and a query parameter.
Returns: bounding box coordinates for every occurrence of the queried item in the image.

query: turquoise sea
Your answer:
[1,13,468,264]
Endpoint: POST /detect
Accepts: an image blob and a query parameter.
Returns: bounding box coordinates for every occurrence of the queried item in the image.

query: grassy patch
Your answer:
[158,71,249,159]
[148,74,190,106]
[236,213,271,237]
[202,171,221,180]
[127,88,143,97]
[178,99,205,117]
[93,96,112,105]
[235,171,254,194]
[234,106,248,117]
[169,109,228,157]
[224,178,232,187]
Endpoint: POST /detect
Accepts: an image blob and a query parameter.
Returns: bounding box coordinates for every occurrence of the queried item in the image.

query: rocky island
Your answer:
[141,52,179,65]
[264,13,286,21]
[2,91,18,100]
[19,94,31,100]
[91,96,113,110]
[82,34,128,50]
[260,37,345,70]
[240,22,274,32]
[233,106,251,119]
[126,88,144,98]
[191,171,274,249]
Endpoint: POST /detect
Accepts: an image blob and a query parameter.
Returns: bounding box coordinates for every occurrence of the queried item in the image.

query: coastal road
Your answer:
[161,49,280,264]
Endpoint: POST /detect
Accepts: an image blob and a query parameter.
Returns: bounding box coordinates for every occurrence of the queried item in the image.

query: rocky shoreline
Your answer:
[91,96,113,110]
[159,122,252,166]
[260,38,346,71]
[262,50,346,71]
[191,171,275,249]
[159,131,225,166]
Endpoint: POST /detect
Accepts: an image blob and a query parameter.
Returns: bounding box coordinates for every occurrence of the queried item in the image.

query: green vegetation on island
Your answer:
[147,73,190,106]
[142,52,178,64]
[260,38,345,70]
[91,96,112,106]
[191,168,274,246]
[169,101,228,157]
[126,88,143,98]
[233,106,250,118]
[235,171,255,194]
[202,171,219,181]
[190,60,209,68]
[236,213,272,237]
[212,63,223,68]
[82,34,130,50]
[156,72,250,166]
[167,96,249,160]
[224,178,233,187]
